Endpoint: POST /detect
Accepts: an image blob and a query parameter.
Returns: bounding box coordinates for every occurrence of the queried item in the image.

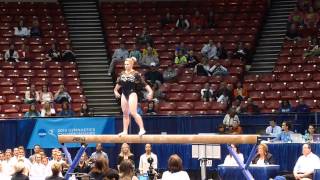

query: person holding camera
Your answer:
[138,144,158,175]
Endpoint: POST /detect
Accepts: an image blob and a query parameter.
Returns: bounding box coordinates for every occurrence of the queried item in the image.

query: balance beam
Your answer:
[58,134,259,144]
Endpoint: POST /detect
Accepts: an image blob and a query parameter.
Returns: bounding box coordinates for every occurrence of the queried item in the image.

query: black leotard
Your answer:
[117,71,147,99]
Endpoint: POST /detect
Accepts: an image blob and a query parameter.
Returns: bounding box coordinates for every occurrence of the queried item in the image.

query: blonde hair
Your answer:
[14,161,25,174]
[258,143,268,154]
[51,162,61,176]
[119,143,133,157]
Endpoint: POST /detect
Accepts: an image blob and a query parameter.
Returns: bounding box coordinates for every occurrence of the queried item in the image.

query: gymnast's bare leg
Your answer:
[128,92,146,135]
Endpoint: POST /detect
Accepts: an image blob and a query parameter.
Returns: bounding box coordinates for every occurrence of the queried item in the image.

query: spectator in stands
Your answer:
[119,159,138,180]
[233,42,249,62]
[223,144,244,166]
[278,144,320,180]
[186,50,198,68]
[191,10,205,30]
[273,121,293,142]
[240,98,260,115]
[303,124,316,142]
[142,43,158,57]
[30,154,46,179]
[194,57,211,76]
[40,84,53,104]
[233,82,247,101]
[152,82,165,103]
[174,49,188,66]
[252,144,275,165]
[285,23,301,41]
[18,43,30,61]
[223,108,240,130]
[216,42,227,59]
[40,101,56,117]
[217,124,226,134]
[201,40,218,60]
[107,42,129,76]
[54,85,71,104]
[90,143,108,162]
[14,19,29,37]
[11,161,28,180]
[24,104,40,118]
[216,82,232,104]
[295,98,310,113]
[137,27,153,46]
[144,64,163,86]
[80,103,92,117]
[24,84,40,104]
[140,47,159,67]
[129,44,142,63]
[162,154,190,180]
[279,100,293,113]
[89,157,118,180]
[201,83,214,102]
[146,101,157,115]
[163,62,178,81]
[304,7,319,29]
[46,43,61,61]
[58,101,75,117]
[207,10,215,28]
[175,42,188,56]
[117,143,134,170]
[266,119,282,137]
[61,44,76,61]
[4,44,19,62]
[288,6,304,27]
[304,41,320,57]
[161,12,175,30]
[138,144,158,174]
[45,162,64,180]
[232,99,242,113]
[210,62,228,76]
[30,18,41,37]
[230,120,243,134]
[74,153,90,174]
[176,14,190,31]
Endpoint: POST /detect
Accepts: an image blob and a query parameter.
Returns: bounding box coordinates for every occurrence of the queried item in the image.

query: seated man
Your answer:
[276,144,320,180]
[139,144,158,175]
[54,85,72,104]
[201,40,218,60]
[240,98,260,115]
[137,27,153,46]
[209,62,228,76]
[272,121,293,142]
[61,44,76,61]
[265,119,282,136]
[140,47,159,67]
[144,63,163,86]
[295,98,310,113]
[107,42,129,75]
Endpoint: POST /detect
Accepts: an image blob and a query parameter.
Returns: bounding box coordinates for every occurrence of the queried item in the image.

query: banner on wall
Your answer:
[27,117,115,149]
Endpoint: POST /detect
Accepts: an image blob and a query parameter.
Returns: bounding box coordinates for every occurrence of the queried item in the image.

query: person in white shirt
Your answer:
[4,44,19,62]
[16,148,32,173]
[265,119,282,137]
[14,20,30,37]
[139,144,158,174]
[107,42,129,75]
[201,40,218,60]
[293,144,320,179]
[162,154,190,180]
[40,101,56,117]
[29,154,46,178]
[223,144,244,166]
[90,143,109,162]
[223,108,240,129]
[2,150,13,176]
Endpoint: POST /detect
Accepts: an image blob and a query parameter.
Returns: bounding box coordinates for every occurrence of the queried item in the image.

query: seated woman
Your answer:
[57,101,75,117]
[303,124,316,142]
[279,100,293,113]
[24,104,40,118]
[117,143,134,170]
[119,159,138,180]
[40,101,56,117]
[223,144,244,166]
[252,144,275,165]
[162,154,190,180]
[39,84,53,104]
[80,103,91,117]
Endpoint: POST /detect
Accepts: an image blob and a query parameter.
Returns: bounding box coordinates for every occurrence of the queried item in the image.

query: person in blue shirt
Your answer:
[273,121,293,142]
[57,101,75,117]
[279,100,293,113]
[24,104,40,118]
[295,98,310,113]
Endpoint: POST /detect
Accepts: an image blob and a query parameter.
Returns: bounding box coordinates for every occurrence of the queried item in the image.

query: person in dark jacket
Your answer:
[252,143,275,165]
[88,157,119,180]
[11,161,29,180]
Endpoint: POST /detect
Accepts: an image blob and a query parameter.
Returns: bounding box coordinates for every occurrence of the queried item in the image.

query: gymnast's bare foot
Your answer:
[118,131,128,136]
[138,129,146,136]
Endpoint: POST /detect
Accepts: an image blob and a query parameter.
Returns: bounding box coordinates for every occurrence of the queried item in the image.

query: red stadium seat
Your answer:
[249,91,264,100]
[31,78,48,86]
[298,90,313,99]
[158,102,176,111]
[277,73,293,82]
[193,101,211,110]
[270,82,286,90]
[0,78,13,86]
[67,86,83,94]
[281,91,297,100]
[71,94,86,103]
[193,76,208,84]
[65,78,80,86]
[253,82,270,91]
[264,91,281,100]
[0,95,6,104]
[170,84,186,92]
[35,69,49,78]
[293,73,312,81]
[264,100,280,110]
[49,69,64,77]
[64,69,79,77]
[7,95,22,104]
[0,86,15,95]
[287,82,304,90]
[166,93,184,101]
[2,104,19,113]
[304,81,320,90]
[185,84,202,92]
[184,93,201,101]
[259,74,276,82]
[177,75,193,84]
[175,102,194,111]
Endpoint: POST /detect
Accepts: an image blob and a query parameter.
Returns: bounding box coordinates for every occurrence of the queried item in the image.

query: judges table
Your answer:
[217,165,280,180]
[314,169,320,180]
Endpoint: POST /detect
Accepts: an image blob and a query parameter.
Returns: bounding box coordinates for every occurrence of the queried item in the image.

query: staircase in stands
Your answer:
[61,0,120,115]
[250,0,296,73]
